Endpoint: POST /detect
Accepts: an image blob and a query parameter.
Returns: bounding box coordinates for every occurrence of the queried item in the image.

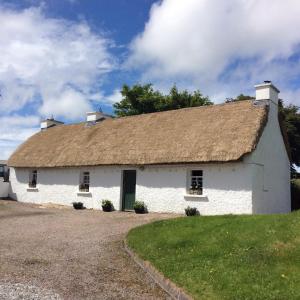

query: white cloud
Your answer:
[0,5,117,158]
[39,88,92,120]
[0,115,40,159]
[104,89,122,104]
[128,0,300,104]
[0,5,115,119]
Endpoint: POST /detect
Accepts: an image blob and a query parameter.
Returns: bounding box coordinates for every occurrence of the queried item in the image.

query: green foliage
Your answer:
[127,212,300,299]
[101,199,114,212]
[184,206,199,216]
[278,100,300,168]
[291,179,300,210]
[114,84,212,117]
[225,94,255,103]
[133,201,147,214]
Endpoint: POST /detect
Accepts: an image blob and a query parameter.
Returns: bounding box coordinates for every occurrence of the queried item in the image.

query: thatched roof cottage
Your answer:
[8,82,291,214]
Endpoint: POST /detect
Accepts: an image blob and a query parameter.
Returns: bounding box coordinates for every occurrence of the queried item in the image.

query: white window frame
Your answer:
[79,171,90,192]
[29,170,38,188]
[187,169,203,195]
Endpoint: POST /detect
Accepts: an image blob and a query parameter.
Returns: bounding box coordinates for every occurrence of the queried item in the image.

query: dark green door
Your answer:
[122,170,136,211]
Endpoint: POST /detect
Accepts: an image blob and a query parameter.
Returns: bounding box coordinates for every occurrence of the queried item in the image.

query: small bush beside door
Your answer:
[101,199,114,212]
[133,201,147,214]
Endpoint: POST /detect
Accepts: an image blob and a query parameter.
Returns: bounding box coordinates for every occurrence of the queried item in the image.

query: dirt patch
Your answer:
[0,201,174,299]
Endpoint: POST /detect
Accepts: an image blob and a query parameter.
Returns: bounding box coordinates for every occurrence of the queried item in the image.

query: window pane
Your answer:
[192,170,202,176]
[79,171,90,192]
[189,170,203,195]
[29,170,37,187]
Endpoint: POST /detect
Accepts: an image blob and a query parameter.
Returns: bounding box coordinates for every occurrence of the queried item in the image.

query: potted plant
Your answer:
[133,201,147,214]
[73,202,84,210]
[185,206,199,216]
[101,199,114,212]
[79,183,89,192]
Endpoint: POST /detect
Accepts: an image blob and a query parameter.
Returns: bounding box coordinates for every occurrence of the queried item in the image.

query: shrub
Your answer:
[291,179,300,210]
[185,206,199,216]
[101,199,114,212]
[133,201,147,214]
[73,202,84,210]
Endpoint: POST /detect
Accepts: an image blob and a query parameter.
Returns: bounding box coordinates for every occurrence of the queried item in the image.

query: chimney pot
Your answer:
[86,111,112,124]
[41,118,64,130]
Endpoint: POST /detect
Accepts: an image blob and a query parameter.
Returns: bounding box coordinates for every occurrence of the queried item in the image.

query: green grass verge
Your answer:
[127,212,300,300]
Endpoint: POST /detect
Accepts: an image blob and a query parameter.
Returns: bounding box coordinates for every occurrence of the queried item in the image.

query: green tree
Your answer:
[278,100,300,169]
[225,94,255,102]
[113,84,212,117]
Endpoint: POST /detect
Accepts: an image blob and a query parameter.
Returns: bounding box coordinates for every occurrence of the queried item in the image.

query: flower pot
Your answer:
[134,207,146,214]
[102,205,112,212]
[73,202,84,210]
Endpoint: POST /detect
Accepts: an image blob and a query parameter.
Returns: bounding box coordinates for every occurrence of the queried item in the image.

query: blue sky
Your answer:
[1,0,300,159]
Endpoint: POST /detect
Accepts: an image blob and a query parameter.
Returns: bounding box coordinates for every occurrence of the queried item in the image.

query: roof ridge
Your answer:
[58,100,255,127]
[113,99,254,120]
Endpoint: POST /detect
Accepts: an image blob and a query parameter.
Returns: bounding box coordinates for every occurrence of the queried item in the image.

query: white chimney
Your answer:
[254,80,280,105]
[86,111,104,122]
[41,118,64,130]
[86,111,112,124]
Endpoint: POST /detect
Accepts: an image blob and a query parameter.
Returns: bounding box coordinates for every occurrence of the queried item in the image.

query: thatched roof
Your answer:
[8,100,269,168]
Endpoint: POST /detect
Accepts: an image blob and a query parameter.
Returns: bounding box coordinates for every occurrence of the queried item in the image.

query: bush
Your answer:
[291,179,300,210]
[73,202,84,210]
[185,206,199,216]
[101,199,114,212]
[133,201,147,214]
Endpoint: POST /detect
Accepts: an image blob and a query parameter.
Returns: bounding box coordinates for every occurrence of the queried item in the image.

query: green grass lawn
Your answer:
[127,212,300,300]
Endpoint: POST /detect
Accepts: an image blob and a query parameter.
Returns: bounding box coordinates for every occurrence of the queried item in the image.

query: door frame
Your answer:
[121,169,137,211]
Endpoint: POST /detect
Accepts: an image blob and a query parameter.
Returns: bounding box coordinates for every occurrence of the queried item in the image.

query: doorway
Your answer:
[122,170,136,211]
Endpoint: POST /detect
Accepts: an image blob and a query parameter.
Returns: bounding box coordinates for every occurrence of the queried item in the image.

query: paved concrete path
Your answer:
[0,200,174,299]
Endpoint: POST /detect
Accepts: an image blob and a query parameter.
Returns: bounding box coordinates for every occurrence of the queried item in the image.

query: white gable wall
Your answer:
[246,100,291,214]
[9,162,253,215]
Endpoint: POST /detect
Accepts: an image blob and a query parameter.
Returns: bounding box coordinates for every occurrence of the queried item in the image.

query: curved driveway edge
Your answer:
[123,239,192,300]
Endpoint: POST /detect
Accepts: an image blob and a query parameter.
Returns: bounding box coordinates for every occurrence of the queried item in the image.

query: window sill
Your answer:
[184,194,208,200]
[77,191,92,196]
[27,187,38,191]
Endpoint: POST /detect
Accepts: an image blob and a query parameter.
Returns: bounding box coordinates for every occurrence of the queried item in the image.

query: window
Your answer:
[188,170,203,195]
[79,171,90,192]
[29,170,37,188]
[0,166,4,178]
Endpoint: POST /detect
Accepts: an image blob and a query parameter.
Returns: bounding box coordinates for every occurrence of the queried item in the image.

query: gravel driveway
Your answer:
[0,200,173,299]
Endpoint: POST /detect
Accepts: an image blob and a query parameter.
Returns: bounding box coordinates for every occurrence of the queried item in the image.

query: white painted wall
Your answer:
[9,167,122,210]
[136,163,253,215]
[0,179,9,198]
[9,162,253,215]
[246,85,291,214]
